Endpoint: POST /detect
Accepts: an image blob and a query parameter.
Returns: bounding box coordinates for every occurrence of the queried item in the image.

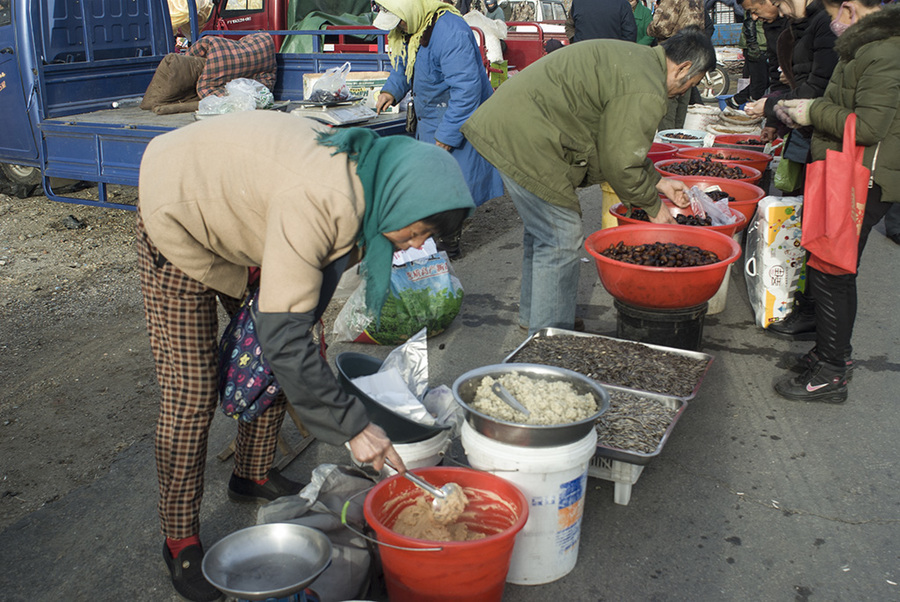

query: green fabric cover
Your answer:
[281,11,377,54]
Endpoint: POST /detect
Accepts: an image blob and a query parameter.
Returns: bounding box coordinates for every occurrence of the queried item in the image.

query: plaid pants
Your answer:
[136,214,286,539]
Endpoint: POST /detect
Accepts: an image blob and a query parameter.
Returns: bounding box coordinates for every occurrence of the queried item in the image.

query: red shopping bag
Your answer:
[801,113,870,275]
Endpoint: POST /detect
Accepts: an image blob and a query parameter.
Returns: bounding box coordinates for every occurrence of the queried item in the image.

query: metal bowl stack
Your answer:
[452,363,610,447]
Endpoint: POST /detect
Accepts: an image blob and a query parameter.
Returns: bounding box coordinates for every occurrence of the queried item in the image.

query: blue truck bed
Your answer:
[0,0,402,210]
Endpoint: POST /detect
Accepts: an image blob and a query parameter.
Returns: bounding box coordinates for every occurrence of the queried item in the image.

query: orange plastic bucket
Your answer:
[363,467,528,602]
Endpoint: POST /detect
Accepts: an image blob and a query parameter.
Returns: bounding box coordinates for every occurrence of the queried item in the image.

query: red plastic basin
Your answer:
[659,176,766,231]
[584,225,742,309]
[674,147,773,175]
[648,142,679,164]
[655,158,762,185]
[714,134,783,156]
[609,200,747,238]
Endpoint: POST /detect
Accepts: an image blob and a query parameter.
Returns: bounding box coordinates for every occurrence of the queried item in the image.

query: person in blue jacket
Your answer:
[374,0,504,258]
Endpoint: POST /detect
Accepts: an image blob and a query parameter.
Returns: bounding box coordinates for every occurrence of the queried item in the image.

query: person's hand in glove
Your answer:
[773,103,797,128]
[777,99,815,127]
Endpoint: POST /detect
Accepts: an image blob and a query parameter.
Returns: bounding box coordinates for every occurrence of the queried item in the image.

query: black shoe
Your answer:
[791,348,854,382]
[774,360,849,404]
[227,468,304,504]
[888,232,900,246]
[767,310,817,338]
[163,543,223,602]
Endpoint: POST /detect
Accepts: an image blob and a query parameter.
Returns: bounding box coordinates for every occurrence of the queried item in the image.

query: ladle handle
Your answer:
[492,382,531,416]
[384,458,446,499]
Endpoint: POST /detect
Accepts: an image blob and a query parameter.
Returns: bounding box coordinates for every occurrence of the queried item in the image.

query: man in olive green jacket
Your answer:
[461,27,715,334]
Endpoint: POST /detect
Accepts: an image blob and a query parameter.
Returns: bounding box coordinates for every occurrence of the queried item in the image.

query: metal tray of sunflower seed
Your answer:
[594,384,686,465]
[502,328,713,401]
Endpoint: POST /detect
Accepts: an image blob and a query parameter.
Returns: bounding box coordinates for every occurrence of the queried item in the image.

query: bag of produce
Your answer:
[308,62,351,103]
[332,250,464,345]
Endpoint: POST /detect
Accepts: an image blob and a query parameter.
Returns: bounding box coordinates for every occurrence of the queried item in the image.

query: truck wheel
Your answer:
[0,164,43,199]
[698,64,730,103]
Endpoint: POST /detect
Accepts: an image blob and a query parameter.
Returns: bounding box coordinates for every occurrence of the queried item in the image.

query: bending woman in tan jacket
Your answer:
[137,111,474,602]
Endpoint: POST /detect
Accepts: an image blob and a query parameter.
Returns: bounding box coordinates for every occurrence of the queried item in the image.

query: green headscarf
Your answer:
[316,128,475,319]
[379,0,461,81]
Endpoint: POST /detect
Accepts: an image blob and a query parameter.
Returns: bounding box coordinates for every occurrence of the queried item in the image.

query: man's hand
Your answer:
[656,178,689,208]
[778,99,814,127]
[648,207,678,224]
[760,126,779,142]
[743,98,766,118]
[375,92,395,115]
[435,140,453,151]
[348,422,405,473]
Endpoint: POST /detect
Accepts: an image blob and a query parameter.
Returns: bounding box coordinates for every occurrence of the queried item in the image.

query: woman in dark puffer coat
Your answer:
[772,0,900,404]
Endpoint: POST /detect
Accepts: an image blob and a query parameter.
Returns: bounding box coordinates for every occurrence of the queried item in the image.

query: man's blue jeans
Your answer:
[501,173,582,334]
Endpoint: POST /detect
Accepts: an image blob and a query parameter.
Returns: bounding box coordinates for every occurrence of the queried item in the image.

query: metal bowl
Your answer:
[201,523,332,601]
[452,363,610,447]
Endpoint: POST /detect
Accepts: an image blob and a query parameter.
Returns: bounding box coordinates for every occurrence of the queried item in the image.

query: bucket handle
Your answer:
[340,489,444,553]
[745,255,757,277]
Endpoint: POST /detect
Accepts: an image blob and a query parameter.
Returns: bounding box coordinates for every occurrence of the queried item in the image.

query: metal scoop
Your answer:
[491,382,531,416]
[384,458,466,524]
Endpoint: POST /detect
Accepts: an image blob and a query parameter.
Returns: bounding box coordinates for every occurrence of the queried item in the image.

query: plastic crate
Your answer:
[588,455,645,506]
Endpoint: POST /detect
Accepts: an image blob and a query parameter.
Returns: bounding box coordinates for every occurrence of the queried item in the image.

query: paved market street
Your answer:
[1,185,898,601]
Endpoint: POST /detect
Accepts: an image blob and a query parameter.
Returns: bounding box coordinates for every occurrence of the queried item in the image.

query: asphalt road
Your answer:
[1,183,898,602]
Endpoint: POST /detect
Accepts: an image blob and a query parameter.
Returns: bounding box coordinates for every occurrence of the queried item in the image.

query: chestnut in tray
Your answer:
[662,157,746,179]
[629,208,711,227]
[599,241,720,267]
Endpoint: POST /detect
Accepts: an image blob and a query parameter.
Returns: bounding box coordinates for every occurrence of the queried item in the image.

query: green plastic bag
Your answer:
[774,155,803,193]
[332,252,464,345]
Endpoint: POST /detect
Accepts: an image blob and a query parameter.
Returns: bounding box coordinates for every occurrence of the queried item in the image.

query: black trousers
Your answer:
[808,183,891,364]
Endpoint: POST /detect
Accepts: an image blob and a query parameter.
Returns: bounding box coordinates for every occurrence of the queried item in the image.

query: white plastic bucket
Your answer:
[386,429,451,475]
[707,263,731,314]
[461,421,598,585]
[708,231,742,314]
[347,428,451,476]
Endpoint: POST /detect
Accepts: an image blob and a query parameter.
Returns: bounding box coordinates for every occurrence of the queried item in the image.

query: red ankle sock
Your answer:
[167,535,201,558]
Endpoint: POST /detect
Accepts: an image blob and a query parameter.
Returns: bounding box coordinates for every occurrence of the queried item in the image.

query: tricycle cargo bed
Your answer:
[40,107,197,185]
[39,105,406,187]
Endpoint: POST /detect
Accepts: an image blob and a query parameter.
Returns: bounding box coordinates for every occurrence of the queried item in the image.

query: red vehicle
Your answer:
[193,0,564,71]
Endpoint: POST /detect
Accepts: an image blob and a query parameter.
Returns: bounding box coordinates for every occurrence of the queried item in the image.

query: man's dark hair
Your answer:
[661,26,717,79]
[421,208,469,240]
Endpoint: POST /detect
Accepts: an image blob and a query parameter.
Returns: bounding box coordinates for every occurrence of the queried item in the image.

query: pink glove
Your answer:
[773,103,797,129]
[778,99,815,127]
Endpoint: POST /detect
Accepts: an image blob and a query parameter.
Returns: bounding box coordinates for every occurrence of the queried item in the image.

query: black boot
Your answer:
[436,226,462,260]
[768,290,816,338]
[774,359,849,404]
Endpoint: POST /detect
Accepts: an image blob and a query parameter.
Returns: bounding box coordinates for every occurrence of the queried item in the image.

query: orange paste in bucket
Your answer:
[384,487,514,542]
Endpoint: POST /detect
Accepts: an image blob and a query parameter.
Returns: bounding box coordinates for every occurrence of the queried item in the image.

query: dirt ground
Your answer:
[0,185,520,532]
